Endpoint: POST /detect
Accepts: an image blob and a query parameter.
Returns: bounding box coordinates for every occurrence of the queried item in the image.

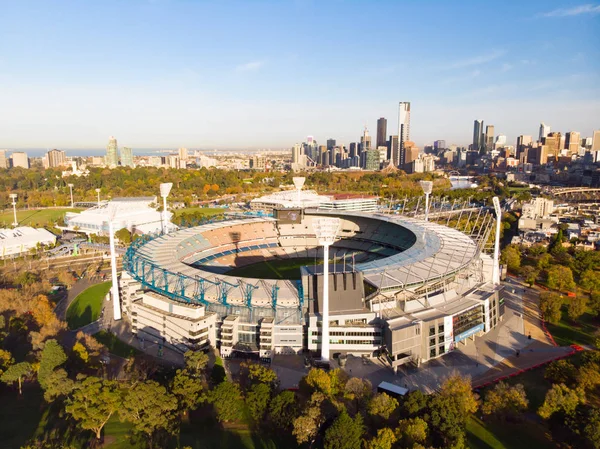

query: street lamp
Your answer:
[159,182,173,234]
[68,183,74,208]
[492,196,502,285]
[9,194,18,227]
[420,180,433,221]
[95,188,101,206]
[313,216,340,364]
[107,206,122,321]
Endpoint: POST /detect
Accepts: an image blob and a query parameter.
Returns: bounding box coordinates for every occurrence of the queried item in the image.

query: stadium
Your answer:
[120,179,505,372]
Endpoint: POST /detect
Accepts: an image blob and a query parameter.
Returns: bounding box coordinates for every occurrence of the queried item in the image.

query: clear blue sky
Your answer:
[1,0,599,150]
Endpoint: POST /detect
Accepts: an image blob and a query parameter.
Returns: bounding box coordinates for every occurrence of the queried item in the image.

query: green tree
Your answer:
[501,245,521,272]
[65,376,121,440]
[242,361,277,386]
[38,339,68,390]
[304,368,332,395]
[567,295,588,321]
[268,390,298,431]
[545,359,577,385]
[328,368,349,397]
[396,417,429,447]
[246,382,271,422]
[590,291,600,318]
[323,411,364,449]
[119,380,178,444]
[207,381,244,423]
[537,253,553,270]
[367,392,399,420]
[114,227,132,245]
[538,384,585,419]
[539,292,564,324]
[577,363,600,391]
[43,368,76,402]
[580,270,600,292]
[292,405,322,445]
[481,382,529,419]
[344,377,372,410]
[1,361,32,395]
[547,266,576,292]
[0,349,14,375]
[171,369,204,412]
[520,265,539,287]
[72,342,89,364]
[584,407,600,449]
[402,390,428,416]
[364,428,396,449]
[183,350,209,377]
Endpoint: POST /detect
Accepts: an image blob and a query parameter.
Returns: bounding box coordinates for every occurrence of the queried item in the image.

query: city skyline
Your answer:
[0,0,599,149]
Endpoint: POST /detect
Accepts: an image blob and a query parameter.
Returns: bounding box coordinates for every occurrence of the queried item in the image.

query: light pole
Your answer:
[492,196,502,285]
[9,194,18,227]
[420,181,433,221]
[159,183,173,234]
[68,183,74,208]
[313,216,340,364]
[95,188,101,206]
[107,207,122,321]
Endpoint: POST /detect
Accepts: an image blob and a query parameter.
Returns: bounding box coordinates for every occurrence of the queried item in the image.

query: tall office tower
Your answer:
[0,150,7,168]
[388,135,399,164]
[178,147,188,161]
[326,139,336,151]
[292,143,302,163]
[376,117,387,149]
[592,130,600,152]
[349,142,358,158]
[106,136,119,168]
[329,146,339,166]
[564,132,580,154]
[516,135,532,158]
[495,135,506,149]
[539,123,551,141]
[485,125,495,153]
[360,128,372,154]
[121,147,134,167]
[44,149,67,168]
[433,140,446,150]
[542,132,561,160]
[398,102,411,166]
[11,152,29,168]
[472,120,484,152]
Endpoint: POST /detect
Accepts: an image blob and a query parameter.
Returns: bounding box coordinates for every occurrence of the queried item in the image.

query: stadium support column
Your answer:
[108,215,122,321]
[313,216,340,364]
[159,182,173,234]
[492,196,502,285]
[420,181,433,222]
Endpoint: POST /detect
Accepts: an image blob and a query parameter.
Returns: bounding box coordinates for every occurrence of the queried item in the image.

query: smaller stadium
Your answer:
[120,178,505,371]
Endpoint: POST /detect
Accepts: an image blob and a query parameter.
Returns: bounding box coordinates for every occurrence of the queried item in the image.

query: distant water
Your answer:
[4,148,268,158]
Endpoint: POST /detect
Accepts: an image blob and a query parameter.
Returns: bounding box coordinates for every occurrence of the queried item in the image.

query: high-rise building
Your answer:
[485,125,495,153]
[539,123,551,141]
[591,130,600,152]
[0,150,8,169]
[326,139,336,151]
[398,102,411,167]
[250,156,266,170]
[387,135,399,163]
[349,142,358,159]
[542,133,561,160]
[564,132,580,154]
[360,128,371,154]
[292,143,301,163]
[178,147,188,161]
[364,149,380,171]
[376,117,387,149]
[44,149,67,168]
[516,135,532,159]
[106,136,119,168]
[434,140,446,150]
[473,120,484,154]
[11,152,29,168]
[121,147,134,167]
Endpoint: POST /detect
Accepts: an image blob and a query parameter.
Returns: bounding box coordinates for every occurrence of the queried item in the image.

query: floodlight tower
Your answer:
[313,216,340,364]
[68,183,74,208]
[9,194,18,226]
[420,181,433,221]
[492,196,502,285]
[107,206,122,320]
[95,188,101,206]
[292,176,305,205]
[159,183,173,234]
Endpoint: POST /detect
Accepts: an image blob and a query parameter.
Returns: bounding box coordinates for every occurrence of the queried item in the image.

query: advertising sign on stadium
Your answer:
[454,323,485,343]
[275,208,303,224]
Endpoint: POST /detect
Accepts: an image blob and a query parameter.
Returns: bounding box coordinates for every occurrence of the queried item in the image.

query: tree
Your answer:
[402,390,428,416]
[0,349,14,376]
[171,369,204,412]
[578,363,600,391]
[183,350,209,377]
[38,339,68,390]
[72,342,89,364]
[119,380,178,443]
[364,428,396,449]
[114,227,132,245]
[584,407,600,449]
[268,390,298,431]
[537,253,553,270]
[246,382,271,422]
[344,377,372,410]
[65,376,121,440]
[396,417,428,447]
[545,359,577,385]
[1,361,32,395]
[567,295,588,321]
[501,245,521,273]
[328,368,349,397]
[293,405,322,445]
[43,368,76,402]
[481,382,528,419]
[539,292,564,324]
[323,411,364,449]
[304,368,332,395]
[520,265,539,287]
[547,266,576,292]
[538,384,585,420]
[207,381,244,423]
[590,291,600,318]
[241,361,277,386]
[580,270,600,292]
[367,392,399,420]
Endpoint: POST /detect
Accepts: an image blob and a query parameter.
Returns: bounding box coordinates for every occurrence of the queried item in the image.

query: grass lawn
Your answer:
[92,330,140,358]
[546,306,598,347]
[466,416,553,449]
[0,207,82,228]
[173,207,225,217]
[226,257,323,280]
[66,282,111,329]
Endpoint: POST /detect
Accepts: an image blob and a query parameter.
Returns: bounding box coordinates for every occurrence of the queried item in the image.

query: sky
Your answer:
[0,0,599,150]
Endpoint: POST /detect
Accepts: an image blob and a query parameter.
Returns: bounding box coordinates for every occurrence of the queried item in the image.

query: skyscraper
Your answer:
[43,149,67,168]
[292,143,301,163]
[485,125,495,153]
[434,140,446,150]
[360,128,371,154]
[592,130,600,152]
[11,152,29,168]
[106,136,119,168]
[473,120,484,153]
[326,139,336,151]
[121,147,134,167]
[539,123,551,141]
[387,135,399,163]
[0,150,7,169]
[516,135,532,159]
[178,147,188,161]
[565,132,580,154]
[349,142,358,158]
[398,102,411,167]
[376,117,387,149]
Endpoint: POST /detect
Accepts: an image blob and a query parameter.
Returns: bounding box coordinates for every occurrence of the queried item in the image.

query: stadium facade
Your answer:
[120,188,504,372]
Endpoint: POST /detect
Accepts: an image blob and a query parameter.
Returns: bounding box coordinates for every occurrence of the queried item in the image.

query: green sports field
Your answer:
[0,207,82,228]
[226,257,324,280]
[66,282,111,329]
